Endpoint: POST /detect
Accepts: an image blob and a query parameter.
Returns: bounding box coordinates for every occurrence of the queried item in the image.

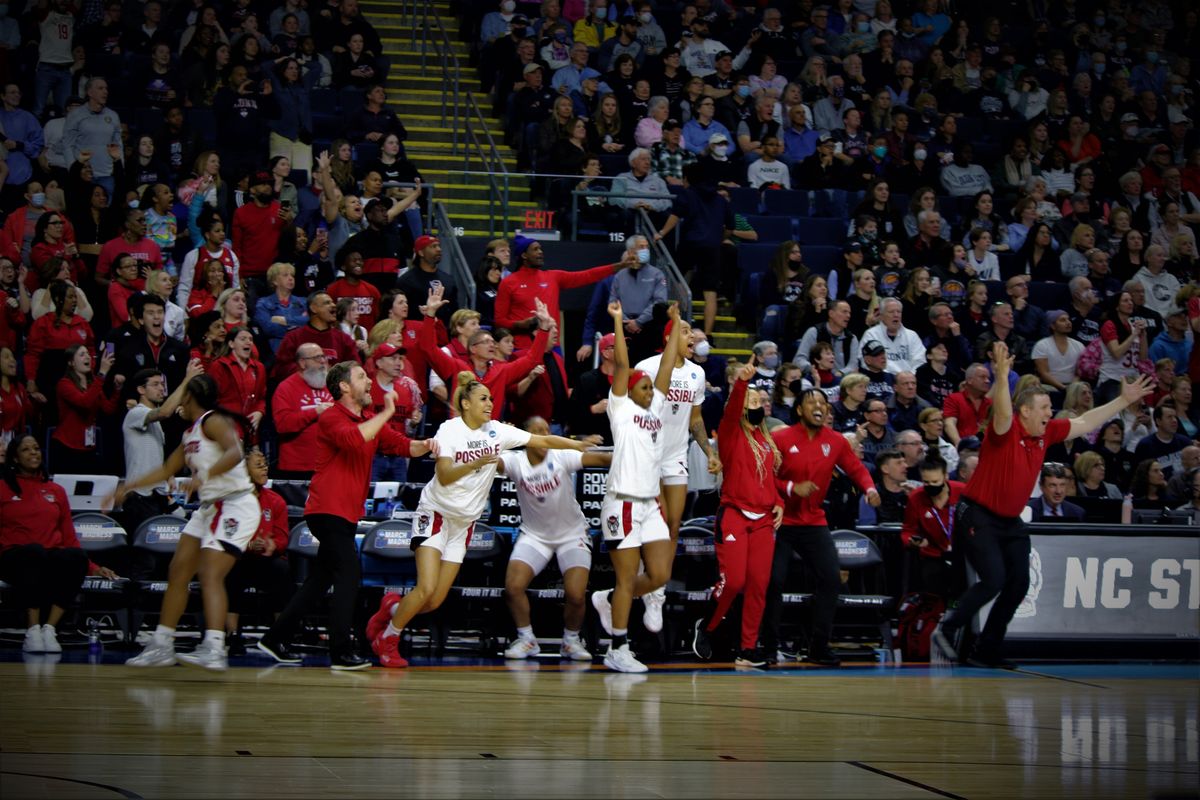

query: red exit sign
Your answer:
[523,210,557,229]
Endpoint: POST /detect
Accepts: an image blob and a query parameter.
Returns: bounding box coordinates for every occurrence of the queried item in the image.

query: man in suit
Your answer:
[1027,463,1085,522]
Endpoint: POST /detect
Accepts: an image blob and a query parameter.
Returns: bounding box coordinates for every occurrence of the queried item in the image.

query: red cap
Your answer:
[413,235,439,253]
[627,369,650,392]
[373,343,406,358]
[598,333,616,351]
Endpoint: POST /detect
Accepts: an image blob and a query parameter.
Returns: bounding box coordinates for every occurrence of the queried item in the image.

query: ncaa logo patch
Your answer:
[489,429,497,438]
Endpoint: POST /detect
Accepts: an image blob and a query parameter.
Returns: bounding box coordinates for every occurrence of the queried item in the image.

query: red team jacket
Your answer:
[772,423,876,527]
[271,371,334,473]
[717,378,779,515]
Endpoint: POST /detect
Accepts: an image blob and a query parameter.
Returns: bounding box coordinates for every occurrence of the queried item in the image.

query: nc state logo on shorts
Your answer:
[417,514,429,534]
[606,515,619,535]
[224,517,238,535]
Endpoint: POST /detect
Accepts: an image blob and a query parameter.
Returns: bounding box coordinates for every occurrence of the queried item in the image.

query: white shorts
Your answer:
[511,530,592,575]
[659,448,689,485]
[182,493,260,554]
[600,495,671,550]
[411,505,477,564]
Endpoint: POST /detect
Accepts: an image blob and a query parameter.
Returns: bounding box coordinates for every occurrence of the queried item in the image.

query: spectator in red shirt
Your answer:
[326,247,382,322]
[0,347,33,446]
[369,341,422,481]
[95,207,162,289]
[272,343,334,479]
[232,170,293,285]
[272,291,360,381]
[188,312,226,371]
[50,342,122,474]
[186,259,229,318]
[28,211,84,289]
[208,326,267,430]
[900,456,967,598]
[224,449,294,656]
[24,281,95,405]
[0,435,117,654]
[107,252,141,325]
[376,289,448,399]
[943,362,992,445]
[0,259,30,350]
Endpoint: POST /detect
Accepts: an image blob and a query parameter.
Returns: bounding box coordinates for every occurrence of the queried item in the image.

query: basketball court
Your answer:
[1,654,1195,799]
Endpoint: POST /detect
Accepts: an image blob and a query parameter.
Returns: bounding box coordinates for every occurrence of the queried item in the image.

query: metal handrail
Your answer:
[635,208,691,322]
[567,187,673,242]
[463,91,511,236]
[379,181,436,237]
[433,201,476,310]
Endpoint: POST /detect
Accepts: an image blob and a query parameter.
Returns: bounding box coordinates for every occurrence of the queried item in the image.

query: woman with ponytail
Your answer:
[690,354,783,667]
[366,371,588,668]
[117,374,262,673]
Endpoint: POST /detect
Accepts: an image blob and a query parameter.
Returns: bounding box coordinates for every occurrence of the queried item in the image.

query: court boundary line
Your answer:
[0,770,146,799]
[1010,667,1111,690]
[846,761,968,799]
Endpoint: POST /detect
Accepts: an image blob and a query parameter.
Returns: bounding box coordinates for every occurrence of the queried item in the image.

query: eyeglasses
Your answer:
[47,219,64,225]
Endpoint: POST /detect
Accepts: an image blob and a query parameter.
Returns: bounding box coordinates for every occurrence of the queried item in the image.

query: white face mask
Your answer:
[638,12,652,23]
[501,0,515,12]
[913,148,927,161]
[712,144,728,157]
[693,340,711,357]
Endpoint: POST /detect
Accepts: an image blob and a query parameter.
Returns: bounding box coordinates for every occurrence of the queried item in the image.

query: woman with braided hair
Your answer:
[691,354,784,667]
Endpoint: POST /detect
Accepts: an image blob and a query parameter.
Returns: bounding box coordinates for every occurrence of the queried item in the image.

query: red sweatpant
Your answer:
[706,505,776,649]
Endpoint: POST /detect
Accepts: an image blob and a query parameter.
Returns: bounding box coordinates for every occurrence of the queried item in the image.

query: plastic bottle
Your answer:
[1121,494,1133,525]
[87,619,102,661]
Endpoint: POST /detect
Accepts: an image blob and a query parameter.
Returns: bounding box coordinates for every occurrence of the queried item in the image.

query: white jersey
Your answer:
[183,411,253,502]
[500,449,587,544]
[420,417,532,520]
[634,354,704,458]
[605,389,666,499]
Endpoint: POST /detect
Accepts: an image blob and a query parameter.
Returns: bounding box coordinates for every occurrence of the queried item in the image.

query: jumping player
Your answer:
[497,416,612,661]
[691,356,783,667]
[366,373,590,668]
[933,344,1153,668]
[118,375,260,672]
[633,315,721,633]
[762,387,880,666]
[590,300,683,673]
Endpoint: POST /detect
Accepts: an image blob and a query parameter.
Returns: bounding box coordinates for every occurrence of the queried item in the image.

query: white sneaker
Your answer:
[41,624,62,654]
[603,644,648,673]
[22,625,44,653]
[591,589,614,635]
[642,587,666,634]
[178,642,228,672]
[559,639,592,661]
[126,640,177,667]
[503,637,541,659]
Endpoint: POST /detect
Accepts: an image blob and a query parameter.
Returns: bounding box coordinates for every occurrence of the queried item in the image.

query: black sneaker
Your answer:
[965,652,1018,670]
[734,648,767,667]
[691,619,713,661]
[227,634,246,657]
[256,638,303,665]
[330,651,371,671]
[805,648,842,667]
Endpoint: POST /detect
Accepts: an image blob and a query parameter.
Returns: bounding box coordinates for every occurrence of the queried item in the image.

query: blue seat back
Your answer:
[831,530,884,569]
[132,515,188,555]
[763,189,809,216]
[744,215,794,243]
[73,512,128,552]
[286,521,320,558]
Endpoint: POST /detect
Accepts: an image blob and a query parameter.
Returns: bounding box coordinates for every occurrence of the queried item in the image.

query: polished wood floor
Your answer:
[1,657,1196,799]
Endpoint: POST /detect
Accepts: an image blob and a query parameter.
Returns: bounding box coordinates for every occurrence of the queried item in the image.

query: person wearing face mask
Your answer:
[811,75,856,134]
[900,456,966,598]
[608,235,666,362]
[1130,45,1167,97]
[481,0,519,43]
[631,1,664,56]
[690,355,782,667]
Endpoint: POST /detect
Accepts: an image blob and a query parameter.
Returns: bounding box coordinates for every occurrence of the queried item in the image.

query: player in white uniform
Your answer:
[497,416,612,661]
[117,374,260,672]
[367,371,590,668]
[590,301,685,673]
[633,318,721,633]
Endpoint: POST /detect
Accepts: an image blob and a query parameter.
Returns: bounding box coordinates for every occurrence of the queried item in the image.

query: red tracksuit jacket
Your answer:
[718,378,779,515]
[772,423,876,527]
[305,401,413,523]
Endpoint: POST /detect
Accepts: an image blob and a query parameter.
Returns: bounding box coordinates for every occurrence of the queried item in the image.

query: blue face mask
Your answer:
[1116,41,1127,53]
[832,86,845,98]
[1094,63,1105,75]
[1146,51,1158,64]
[873,145,888,159]
[554,30,567,42]
[636,247,650,264]
[736,85,751,98]
[30,192,45,207]
[857,21,870,33]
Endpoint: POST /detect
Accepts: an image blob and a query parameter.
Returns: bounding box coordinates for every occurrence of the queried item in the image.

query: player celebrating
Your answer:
[633,315,721,633]
[590,301,684,673]
[933,344,1153,668]
[497,416,612,661]
[118,375,260,672]
[691,355,783,667]
[761,387,880,666]
[366,373,590,668]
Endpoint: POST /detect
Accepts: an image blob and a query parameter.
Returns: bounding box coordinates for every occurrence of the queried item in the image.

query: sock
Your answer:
[517,625,534,641]
[563,629,581,643]
[384,622,402,639]
[154,625,176,647]
[203,630,226,648]
[612,628,628,650]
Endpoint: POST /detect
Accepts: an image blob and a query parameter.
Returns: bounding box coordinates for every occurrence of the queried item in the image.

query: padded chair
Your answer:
[745,215,795,243]
[54,475,120,513]
[796,217,848,247]
[359,517,418,590]
[763,189,809,217]
[759,303,789,346]
[728,186,761,215]
[129,515,194,634]
[802,245,841,275]
[74,512,133,639]
[829,529,895,652]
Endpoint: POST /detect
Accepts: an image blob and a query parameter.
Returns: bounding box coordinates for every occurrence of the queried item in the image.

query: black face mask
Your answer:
[924,482,947,497]
[254,191,274,204]
[746,407,765,426]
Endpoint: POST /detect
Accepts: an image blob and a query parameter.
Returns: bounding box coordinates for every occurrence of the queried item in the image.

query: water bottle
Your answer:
[1121,494,1133,525]
[87,619,102,661]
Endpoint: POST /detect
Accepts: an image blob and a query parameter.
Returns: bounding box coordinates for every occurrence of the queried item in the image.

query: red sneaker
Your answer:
[367,593,401,643]
[373,632,408,668]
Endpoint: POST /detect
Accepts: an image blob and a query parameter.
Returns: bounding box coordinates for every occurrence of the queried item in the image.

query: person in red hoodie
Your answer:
[0,260,30,351]
[0,434,118,654]
[900,455,967,599]
[224,448,294,656]
[0,346,32,443]
[232,170,292,289]
[257,360,433,670]
[377,289,448,400]
[28,211,84,289]
[208,325,267,431]
[51,342,122,474]
[0,184,77,266]
[24,280,94,403]
[419,285,553,421]
[764,387,880,666]
[690,355,783,667]
[271,342,334,479]
[272,292,360,381]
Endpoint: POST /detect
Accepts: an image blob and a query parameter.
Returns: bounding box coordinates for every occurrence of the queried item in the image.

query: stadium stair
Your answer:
[363,0,533,237]
[696,298,753,360]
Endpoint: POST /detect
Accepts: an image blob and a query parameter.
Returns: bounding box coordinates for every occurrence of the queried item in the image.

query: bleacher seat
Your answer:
[310,88,337,115]
[796,217,847,247]
[360,517,417,588]
[745,215,794,243]
[186,108,216,145]
[763,190,809,217]
[736,242,778,278]
[759,303,789,346]
[54,474,119,512]
[802,245,841,275]
[728,187,761,215]
[1029,281,1071,311]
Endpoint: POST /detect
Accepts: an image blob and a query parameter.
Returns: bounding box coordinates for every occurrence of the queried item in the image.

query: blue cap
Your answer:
[580,67,601,81]
[512,234,536,264]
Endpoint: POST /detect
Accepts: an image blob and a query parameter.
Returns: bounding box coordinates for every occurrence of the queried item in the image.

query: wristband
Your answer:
[786,480,794,497]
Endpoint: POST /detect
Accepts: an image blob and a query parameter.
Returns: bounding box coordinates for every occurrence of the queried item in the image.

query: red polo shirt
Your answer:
[943,390,992,440]
[965,417,1071,518]
[305,401,413,523]
[901,480,966,557]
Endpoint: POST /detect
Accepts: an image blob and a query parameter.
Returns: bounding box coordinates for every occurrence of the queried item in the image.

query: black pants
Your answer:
[225,555,293,616]
[941,499,1030,658]
[0,544,90,610]
[267,514,360,654]
[760,524,840,653]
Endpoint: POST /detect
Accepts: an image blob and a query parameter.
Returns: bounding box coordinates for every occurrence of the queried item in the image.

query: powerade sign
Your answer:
[987,534,1200,640]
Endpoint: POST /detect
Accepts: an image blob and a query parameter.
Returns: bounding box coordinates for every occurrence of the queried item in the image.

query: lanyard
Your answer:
[929,500,954,544]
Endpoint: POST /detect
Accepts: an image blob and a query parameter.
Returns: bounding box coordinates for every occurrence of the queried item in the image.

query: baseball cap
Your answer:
[1151,143,1170,155]
[708,132,728,145]
[663,118,682,131]
[862,341,885,357]
[843,241,863,254]
[598,333,616,351]
[511,13,529,24]
[413,234,439,252]
[373,343,406,358]
[1168,107,1192,125]
[1120,112,1139,123]
[958,435,982,452]
[523,62,542,74]
[249,170,273,188]
[715,50,733,60]
[1045,308,1068,328]
[818,132,835,144]
[580,67,601,81]
[363,196,391,214]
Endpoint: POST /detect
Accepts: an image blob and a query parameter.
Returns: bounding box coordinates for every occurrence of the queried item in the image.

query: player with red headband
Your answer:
[590,300,684,673]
